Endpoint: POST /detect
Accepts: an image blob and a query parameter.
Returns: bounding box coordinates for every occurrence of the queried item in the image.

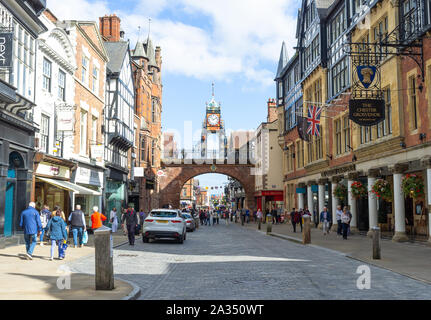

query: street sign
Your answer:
[157,170,165,177]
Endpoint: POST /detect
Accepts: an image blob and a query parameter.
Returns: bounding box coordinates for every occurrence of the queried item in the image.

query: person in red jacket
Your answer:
[90,206,107,230]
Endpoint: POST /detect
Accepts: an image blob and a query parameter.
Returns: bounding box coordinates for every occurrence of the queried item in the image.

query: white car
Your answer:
[142,209,187,244]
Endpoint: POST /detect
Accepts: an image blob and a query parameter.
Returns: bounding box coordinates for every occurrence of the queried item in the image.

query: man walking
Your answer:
[20,202,42,260]
[320,207,331,235]
[122,206,138,246]
[69,205,86,248]
[290,208,298,232]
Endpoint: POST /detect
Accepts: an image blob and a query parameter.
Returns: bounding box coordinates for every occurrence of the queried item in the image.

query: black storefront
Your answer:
[0,0,46,246]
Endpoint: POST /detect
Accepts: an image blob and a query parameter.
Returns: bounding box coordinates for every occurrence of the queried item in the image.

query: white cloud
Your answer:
[47,0,299,87]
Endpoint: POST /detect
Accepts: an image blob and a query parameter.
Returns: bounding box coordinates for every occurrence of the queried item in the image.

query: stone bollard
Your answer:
[266,215,272,234]
[302,215,311,244]
[94,226,114,290]
[372,226,381,260]
[241,215,244,226]
[258,218,261,230]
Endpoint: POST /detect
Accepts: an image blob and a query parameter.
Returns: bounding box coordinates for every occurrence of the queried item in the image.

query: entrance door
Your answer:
[405,197,414,235]
[357,197,369,231]
[4,181,15,237]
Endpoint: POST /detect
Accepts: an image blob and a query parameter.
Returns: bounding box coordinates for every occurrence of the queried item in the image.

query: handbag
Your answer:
[82,230,88,244]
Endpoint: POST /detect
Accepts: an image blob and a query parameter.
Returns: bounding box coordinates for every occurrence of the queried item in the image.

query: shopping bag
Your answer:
[82,230,88,244]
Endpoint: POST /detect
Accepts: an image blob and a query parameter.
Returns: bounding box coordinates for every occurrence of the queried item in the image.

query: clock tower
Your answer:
[201,83,227,158]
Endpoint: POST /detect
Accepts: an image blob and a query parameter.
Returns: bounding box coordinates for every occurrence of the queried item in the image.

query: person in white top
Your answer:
[341,207,351,240]
[110,207,118,233]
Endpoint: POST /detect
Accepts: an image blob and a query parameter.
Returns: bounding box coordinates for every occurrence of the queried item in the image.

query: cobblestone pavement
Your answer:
[67,220,431,300]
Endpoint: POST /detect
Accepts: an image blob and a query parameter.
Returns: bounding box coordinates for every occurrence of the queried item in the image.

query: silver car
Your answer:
[181,213,196,232]
[142,209,187,244]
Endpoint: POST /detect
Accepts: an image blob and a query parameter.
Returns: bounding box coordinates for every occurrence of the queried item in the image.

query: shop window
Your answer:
[42,57,51,92]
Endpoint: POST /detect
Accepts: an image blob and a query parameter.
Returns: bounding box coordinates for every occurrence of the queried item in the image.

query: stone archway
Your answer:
[158,163,256,211]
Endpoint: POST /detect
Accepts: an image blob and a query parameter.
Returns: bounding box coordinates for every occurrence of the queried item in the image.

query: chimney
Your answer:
[155,46,162,69]
[267,98,277,123]
[99,14,121,42]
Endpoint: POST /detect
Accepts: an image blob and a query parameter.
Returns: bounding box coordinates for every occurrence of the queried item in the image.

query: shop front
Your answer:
[105,167,127,216]
[73,164,104,216]
[256,190,284,212]
[34,159,75,218]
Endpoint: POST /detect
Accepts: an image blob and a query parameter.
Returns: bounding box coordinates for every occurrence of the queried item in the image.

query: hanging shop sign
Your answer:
[357,66,377,89]
[0,33,13,68]
[349,99,385,126]
[296,188,306,194]
[57,111,74,131]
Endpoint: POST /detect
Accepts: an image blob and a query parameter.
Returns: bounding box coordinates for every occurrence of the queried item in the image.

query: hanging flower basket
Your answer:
[351,181,367,199]
[333,184,347,202]
[371,179,392,202]
[402,174,425,200]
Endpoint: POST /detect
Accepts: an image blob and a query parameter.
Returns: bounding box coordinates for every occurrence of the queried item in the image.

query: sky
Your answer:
[48,0,301,193]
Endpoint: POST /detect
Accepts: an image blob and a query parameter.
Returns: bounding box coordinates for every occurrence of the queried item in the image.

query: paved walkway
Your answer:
[69,221,431,300]
[0,232,137,300]
[241,221,431,284]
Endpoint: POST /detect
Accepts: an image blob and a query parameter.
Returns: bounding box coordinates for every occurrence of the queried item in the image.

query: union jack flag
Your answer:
[307,105,322,137]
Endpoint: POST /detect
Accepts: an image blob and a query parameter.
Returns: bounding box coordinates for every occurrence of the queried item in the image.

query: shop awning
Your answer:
[36,177,101,196]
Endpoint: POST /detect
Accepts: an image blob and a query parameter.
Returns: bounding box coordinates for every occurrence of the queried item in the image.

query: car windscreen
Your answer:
[151,211,178,218]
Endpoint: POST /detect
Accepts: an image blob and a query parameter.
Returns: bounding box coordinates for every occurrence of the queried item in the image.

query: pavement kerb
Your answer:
[267,230,431,286]
[117,277,142,300]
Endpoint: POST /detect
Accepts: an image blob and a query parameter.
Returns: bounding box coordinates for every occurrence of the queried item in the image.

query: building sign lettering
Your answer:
[0,33,13,68]
[349,99,385,126]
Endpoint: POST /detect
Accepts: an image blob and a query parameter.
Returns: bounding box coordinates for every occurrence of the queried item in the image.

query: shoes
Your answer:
[74,245,77,248]
[50,257,53,261]
[40,242,44,247]
[26,253,33,260]
[80,244,83,248]
[59,257,64,260]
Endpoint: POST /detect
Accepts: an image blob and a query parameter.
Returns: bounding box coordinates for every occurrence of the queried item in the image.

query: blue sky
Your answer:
[49,0,300,193]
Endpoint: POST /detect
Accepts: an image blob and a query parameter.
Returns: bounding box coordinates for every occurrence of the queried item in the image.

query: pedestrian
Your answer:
[210,210,215,226]
[341,207,351,240]
[90,206,107,230]
[271,207,277,224]
[20,202,42,260]
[122,206,138,246]
[68,205,86,248]
[245,209,250,223]
[290,208,298,232]
[110,207,119,233]
[276,208,281,224]
[216,211,220,224]
[39,204,51,246]
[320,207,331,235]
[256,209,263,225]
[336,205,343,236]
[313,209,319,228]
[46,210,68,260]
[346,206,353,235]
[138,209,146,235]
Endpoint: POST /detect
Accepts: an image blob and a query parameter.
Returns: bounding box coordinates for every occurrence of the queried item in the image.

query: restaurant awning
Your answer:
[36,177,101,196]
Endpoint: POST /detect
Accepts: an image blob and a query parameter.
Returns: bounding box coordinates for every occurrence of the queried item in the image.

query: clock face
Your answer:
[207,114,220,126]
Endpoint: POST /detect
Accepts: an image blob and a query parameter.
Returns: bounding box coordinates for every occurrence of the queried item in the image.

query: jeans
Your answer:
[24,234,37,255]
[322,221,330,234]
[50,240,62,258]
[337,220,342,235]
[342,223,349,239]
[127,224,136,245]
[292,222,297,233]
[72,227,83,246]
[39,229,45,243]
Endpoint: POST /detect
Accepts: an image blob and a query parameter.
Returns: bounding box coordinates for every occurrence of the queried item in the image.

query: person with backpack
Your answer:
[20,202,43,260]
[39,205,51,246]
[46,209,68,260]
[68,205,86,248]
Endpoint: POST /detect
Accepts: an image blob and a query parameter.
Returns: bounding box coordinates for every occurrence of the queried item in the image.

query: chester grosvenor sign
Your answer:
[349,99,385,126]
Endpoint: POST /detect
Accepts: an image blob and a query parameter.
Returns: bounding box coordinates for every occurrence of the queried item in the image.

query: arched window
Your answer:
[8,151,24,178]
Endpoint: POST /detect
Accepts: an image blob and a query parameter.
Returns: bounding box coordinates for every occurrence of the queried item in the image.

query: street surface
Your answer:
[68,220,431,300]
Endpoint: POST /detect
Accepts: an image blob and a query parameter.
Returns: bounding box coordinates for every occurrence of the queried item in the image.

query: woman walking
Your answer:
[45,210,68,260]
[39,205,51,246]
[110,208,119,233]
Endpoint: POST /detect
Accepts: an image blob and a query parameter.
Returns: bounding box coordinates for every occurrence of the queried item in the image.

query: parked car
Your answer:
[142,209,187,244]
[181,213,196,232]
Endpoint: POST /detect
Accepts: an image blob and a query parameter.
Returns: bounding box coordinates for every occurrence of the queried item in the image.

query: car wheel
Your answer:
[143,236,149,243]
[178,235,184,244]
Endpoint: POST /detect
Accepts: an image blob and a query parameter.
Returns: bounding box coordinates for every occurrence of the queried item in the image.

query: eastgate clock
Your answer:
[207,114,220,126]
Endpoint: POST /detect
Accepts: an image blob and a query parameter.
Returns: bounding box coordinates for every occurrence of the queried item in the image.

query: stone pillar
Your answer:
[318,179,328,229]
[94,226,114,290]
[303,215,311,244]
[392,163,409,242]
[347,172,359,233]
[298,183,305,210]
[372,226,381,260]
[367,168,380,237]
[331,176,341,232]
[306,181,314,213]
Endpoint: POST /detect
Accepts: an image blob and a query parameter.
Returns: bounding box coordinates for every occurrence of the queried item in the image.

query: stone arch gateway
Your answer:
[158,163,256,211]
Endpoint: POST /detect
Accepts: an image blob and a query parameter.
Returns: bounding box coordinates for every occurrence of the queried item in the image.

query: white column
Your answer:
[307,185,313,213]
[331,182,339,231]
[348,179,358,231]
[298,193,305,211]
[318,184,325,215]
[393,171,408,242]
[367,176,378,237]
[428,167,431,243]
